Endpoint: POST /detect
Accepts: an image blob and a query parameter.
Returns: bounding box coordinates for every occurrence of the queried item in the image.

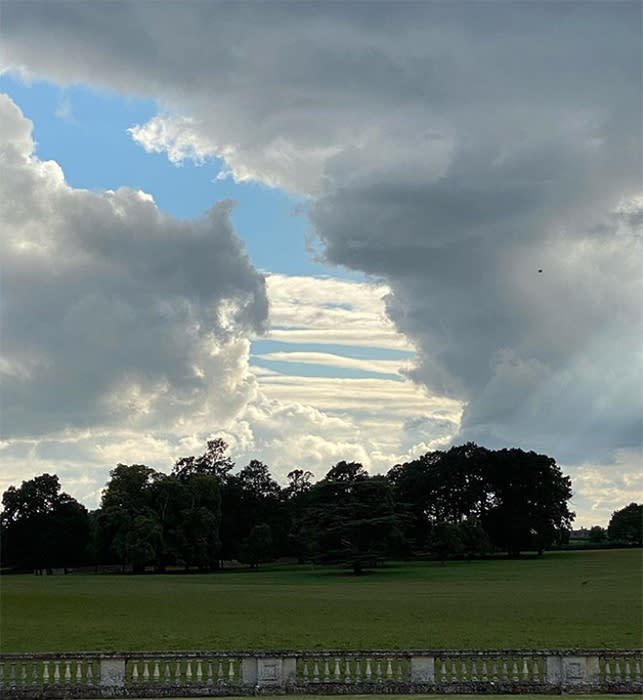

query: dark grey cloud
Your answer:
[0,95,267,438]
[1,1,640,468]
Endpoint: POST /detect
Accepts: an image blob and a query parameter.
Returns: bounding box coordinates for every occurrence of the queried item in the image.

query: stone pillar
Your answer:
[99,657,125,690]
[545,655,562,685]
[410,655,435,682]
[241,657,257,686]
[282,657,297,686]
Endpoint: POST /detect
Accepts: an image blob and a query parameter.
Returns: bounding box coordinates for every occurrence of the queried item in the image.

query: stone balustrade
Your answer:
[0,649,640,697]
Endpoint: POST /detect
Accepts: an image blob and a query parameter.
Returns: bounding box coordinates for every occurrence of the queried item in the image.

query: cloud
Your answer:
[265,274,414,351]
[1,2,640,520]
[128,115,217,167]
[254,351,410,377]
[0,93,268,440]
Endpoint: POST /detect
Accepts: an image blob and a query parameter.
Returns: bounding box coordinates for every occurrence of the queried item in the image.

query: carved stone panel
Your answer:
[258,658,282,685]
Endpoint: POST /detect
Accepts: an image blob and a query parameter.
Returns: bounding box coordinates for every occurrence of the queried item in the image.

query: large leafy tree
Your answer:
[482,448,574,556]
[239,522,274,568]
[300,461,402,574]
[607,503,642,546]
[176,473,222,570]
[388,443,491,549]
[389,444,573,556]
[1,473,89,573]
[99,464,160,573]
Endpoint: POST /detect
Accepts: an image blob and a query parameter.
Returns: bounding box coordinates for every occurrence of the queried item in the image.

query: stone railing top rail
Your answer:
[1,648,641,660]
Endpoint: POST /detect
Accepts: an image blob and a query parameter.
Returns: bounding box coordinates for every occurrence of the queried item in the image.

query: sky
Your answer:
[0,1,641,528]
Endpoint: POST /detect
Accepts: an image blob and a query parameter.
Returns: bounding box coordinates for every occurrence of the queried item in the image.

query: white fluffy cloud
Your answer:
[0,94,267,441]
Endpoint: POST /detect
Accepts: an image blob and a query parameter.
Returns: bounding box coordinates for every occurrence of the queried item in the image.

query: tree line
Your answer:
[1,440,640,575]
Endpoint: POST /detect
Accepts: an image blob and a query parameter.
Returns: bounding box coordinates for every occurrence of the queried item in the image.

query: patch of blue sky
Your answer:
[251,339,415,361]
[0,74,362,280]
[251,357,404,382]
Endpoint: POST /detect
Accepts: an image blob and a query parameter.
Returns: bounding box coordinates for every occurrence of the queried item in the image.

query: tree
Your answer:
[482,448,574,556]
[607,503,642,546]
[1,474,89,573]
[284,469,315,560]
[428,522,462,564]
[388,443,491,550]
[229,460,286,560]
[239,523,274,568]
[588,525,606,544]
[176,473,222,570]
[457,518,491,560]
[300,462,402,575]
[284,469,314,499]
[172,438,234,481]
[388,444,574,557]
[99,464,161,572]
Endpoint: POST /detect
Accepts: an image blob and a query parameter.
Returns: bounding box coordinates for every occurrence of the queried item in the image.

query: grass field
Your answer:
[1,549,641,653]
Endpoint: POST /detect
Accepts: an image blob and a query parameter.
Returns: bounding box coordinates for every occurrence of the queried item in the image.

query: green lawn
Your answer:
[1,549,641,653]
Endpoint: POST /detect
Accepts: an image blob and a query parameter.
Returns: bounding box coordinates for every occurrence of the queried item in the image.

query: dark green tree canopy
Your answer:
[389,443,574,556]
[172,438,234,481]
[299,462,403,574]
[1,473,89,572]
[607,503,642,546]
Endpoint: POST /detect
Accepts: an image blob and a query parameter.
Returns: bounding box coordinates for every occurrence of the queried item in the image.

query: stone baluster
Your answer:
[386,658,393,679]
[216,660,223,683]
[164,661,171,685]
[196,659,203,683]
[32,662,39,686]
[143,661,150,682]
[302,660,309,682]
[521,657,528,680]
[345,658,351,683]
[354,659,361,682]
[132,661,139,683]
[323,659,330,682]
[396,659,403,681]
[185,660,192,682]
[334,658,341,681]
[53,661,60,684]
[313,660,320,682]
[460,659,467,681]
[376,659,382,681]
[532,658,539,681]
[472,659,478,681]
[207,661,213,686]
[365,659,371,681]
[87,662,94,685]
[42,661,49,684]
[635,657,642,681]
[625,660,631,681]
[228,658,235,682]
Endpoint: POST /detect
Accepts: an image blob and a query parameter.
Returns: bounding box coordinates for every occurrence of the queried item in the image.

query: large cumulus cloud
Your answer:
[0,94,267,438]
[1,1,641,481]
